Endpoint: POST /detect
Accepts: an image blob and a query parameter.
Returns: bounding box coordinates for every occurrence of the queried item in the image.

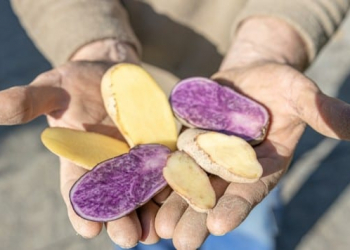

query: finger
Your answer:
[207,180,268,235]
[155,192,188,239]
[172,176,228,249]
[297,89,350,140]
[138,201,160,244]
[106,211,142,248]
[153,185,172,205]
[60,158,103,238]
[0,71,69,125]
[173,207,208,250]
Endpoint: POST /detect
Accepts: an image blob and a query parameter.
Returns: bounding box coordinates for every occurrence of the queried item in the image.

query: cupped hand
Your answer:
[0,61,160,247]
[155,62,350,249]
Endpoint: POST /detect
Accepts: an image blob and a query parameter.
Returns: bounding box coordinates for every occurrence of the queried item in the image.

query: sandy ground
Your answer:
[1,1,350,249]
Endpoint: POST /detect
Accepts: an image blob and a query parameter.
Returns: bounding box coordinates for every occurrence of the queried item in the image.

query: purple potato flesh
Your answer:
[170,77,269,142]
[70,144,170,222]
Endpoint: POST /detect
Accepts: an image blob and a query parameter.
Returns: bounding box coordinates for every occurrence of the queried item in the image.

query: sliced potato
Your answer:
[101,63,178,151]
[163,151,216,212]
[41,127,129,170]
[70,144,170,222]
[178,129,263,183]
[170,77,269,144]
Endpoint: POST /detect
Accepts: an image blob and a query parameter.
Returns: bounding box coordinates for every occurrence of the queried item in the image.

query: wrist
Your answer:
[70,39,140,64]
[220,17,308,71]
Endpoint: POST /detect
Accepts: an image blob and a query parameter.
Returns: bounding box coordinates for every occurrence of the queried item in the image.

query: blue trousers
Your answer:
[115,187,281,250]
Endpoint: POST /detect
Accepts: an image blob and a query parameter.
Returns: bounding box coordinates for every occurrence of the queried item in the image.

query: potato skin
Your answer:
[177,129,262,183]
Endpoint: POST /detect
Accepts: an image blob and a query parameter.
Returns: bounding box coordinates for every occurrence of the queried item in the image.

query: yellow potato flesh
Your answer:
[163,151,216,212]
[41,127,129,170]
[196,132,262,179]
[101,64,177,151]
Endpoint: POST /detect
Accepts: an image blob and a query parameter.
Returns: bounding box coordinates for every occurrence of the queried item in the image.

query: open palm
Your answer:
[155,63,350,249]
[0,61,159,248]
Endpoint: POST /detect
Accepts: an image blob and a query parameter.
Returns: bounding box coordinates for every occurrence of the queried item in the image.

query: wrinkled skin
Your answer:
[0,61,161,248]
[154,63,350,249]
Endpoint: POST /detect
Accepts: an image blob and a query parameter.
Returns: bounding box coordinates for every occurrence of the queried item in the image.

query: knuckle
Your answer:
[0,86,32,125]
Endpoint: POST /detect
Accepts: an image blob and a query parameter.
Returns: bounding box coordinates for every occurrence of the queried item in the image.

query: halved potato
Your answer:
[163,151,216,212]
[178,129,263,183]
[41,127,129,170]
[101,63,178,151]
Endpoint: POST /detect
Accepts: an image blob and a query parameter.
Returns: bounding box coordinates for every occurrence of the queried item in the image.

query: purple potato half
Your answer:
[170,77,269,143]
[70,144,170,222]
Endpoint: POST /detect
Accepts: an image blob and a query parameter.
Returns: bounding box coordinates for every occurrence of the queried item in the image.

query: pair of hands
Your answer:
[1,15,349,250]
[2,58,349,249]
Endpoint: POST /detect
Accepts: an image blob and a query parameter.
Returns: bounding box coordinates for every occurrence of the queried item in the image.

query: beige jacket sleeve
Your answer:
[235,0,350,62]
[10,0,141,66]
[11,0,350,67]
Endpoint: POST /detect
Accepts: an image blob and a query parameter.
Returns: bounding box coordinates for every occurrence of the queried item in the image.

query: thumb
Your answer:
[0,73,69,125]
[298,89,350,140]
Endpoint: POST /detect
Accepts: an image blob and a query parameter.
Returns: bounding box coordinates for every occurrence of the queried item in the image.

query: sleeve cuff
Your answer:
[232,0,350,62]
[11,0,141,66]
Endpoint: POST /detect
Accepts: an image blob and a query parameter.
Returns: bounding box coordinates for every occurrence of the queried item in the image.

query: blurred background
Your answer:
[1,0,350,249]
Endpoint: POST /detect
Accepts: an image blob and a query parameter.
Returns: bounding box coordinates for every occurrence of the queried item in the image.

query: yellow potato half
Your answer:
[178,129,263,183]
[101,63,178,151]
[41,127,129,170]
[163,151,216,212]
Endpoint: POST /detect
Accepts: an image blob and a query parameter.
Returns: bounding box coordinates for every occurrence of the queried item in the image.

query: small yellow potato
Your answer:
[41,127,129,170]
[101,63,178,151]
[178,129,263,183]
[163,151,216,212]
